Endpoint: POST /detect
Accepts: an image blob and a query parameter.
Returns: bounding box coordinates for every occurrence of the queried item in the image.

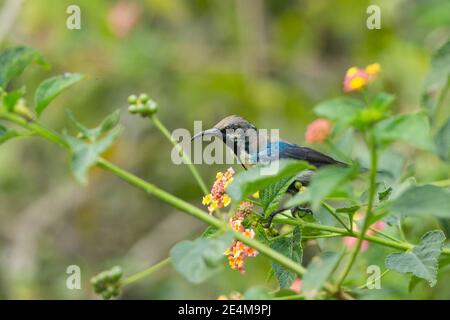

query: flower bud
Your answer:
[128,94,138,105]
[139,93,149,103]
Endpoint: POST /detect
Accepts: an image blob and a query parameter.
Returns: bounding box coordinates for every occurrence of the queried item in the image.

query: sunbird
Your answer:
[192,115,348,226]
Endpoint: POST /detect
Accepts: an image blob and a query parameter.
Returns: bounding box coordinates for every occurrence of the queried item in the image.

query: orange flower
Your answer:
[225,209,259,273]
[305,118,332,144]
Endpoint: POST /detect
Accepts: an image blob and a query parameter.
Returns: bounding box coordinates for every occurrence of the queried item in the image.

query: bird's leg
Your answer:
[264,206,313,228]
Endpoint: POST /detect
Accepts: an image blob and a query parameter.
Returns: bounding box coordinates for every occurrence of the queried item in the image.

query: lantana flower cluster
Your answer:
[343,63,380,92]
[202,168,234,214]
[305,63,381,144]
[224,202,259,273]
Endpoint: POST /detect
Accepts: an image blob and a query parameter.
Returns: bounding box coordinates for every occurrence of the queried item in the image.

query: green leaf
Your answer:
[371,92,396,111]
[390,185,450,219]
[2,86,26,111]
[0,46,47,88]
[34,73,85,116]
[435,118,450,161]
[260,175,298,218]
[0,124,18,145]
[170,232,233,284]
[270,227,302,288]
[373,112,434,151]
[285,188,312,208]
[336,205,360,214]
[243,287,272,300]
[308,166,356,211]
[314,97,364,126]
[66,109,120,142]
[302,252,340,299]
[378,186,393,202]
[201,226,219,239]
[422,40,450,113]
[64,126,122,185]
[385,230,446,287]
[227,160,310,204]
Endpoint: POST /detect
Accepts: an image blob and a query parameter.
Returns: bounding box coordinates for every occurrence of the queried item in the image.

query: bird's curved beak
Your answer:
[191,128,222,141]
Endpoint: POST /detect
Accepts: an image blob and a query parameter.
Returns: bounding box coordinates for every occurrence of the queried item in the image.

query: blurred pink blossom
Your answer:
[107,1,142,38]
[305,118,332,144]
[290,278,302,294]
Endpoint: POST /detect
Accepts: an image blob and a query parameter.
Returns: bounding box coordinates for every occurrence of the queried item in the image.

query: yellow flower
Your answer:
[349,76,367,90]
[252,191,260,199]
[222,195,231,207]
[202,194,212,205]
[209,200,219,212]
[345,66,359,77]
[366,63,380,75]
[216,172,224,180]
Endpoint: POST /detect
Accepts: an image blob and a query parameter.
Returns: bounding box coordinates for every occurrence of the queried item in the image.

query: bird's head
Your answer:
[191,115,257,144]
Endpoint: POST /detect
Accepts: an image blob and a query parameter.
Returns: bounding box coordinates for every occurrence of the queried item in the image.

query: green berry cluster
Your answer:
[90,266,123,300]
[127,93,158,117]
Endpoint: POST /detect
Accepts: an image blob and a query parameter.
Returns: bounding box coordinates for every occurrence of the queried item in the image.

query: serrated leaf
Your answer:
[0,124,18,144]
[170,232,233,284]
[64,126,122,185]
[302,251,340,299]
[227,160,310,204]
[385,230,446,287]
[271,227,302,288]
[422,40,450,113]
[374,112,434,151]
[35,73,85,116]
[390,185,450,219]
[435,118,450,161]
[260,175,298,218]
[0,46,47,88]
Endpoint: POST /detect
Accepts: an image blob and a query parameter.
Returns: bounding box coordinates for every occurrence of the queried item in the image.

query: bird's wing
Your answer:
[281,144,347,168]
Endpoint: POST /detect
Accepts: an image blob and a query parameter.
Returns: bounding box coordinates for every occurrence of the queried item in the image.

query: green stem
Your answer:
[335,131,378,289]
[96,157,340,291]
[151,115,209,195]
[322,202,351,232]
[121,258,172,286]
[0,112,69,148]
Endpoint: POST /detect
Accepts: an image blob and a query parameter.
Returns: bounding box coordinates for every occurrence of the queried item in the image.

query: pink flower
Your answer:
[343,214,386,252]
[343,63,380,92]
[343,236,370,252]
[290,278,302,294]
[107,1,142,38]
[305,119,332,144]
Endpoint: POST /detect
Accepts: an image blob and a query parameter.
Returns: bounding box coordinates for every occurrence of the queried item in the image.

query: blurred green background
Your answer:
[0,0,449,299]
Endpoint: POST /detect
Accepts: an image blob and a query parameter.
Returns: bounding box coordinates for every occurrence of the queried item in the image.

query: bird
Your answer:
[191,115,348,226]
